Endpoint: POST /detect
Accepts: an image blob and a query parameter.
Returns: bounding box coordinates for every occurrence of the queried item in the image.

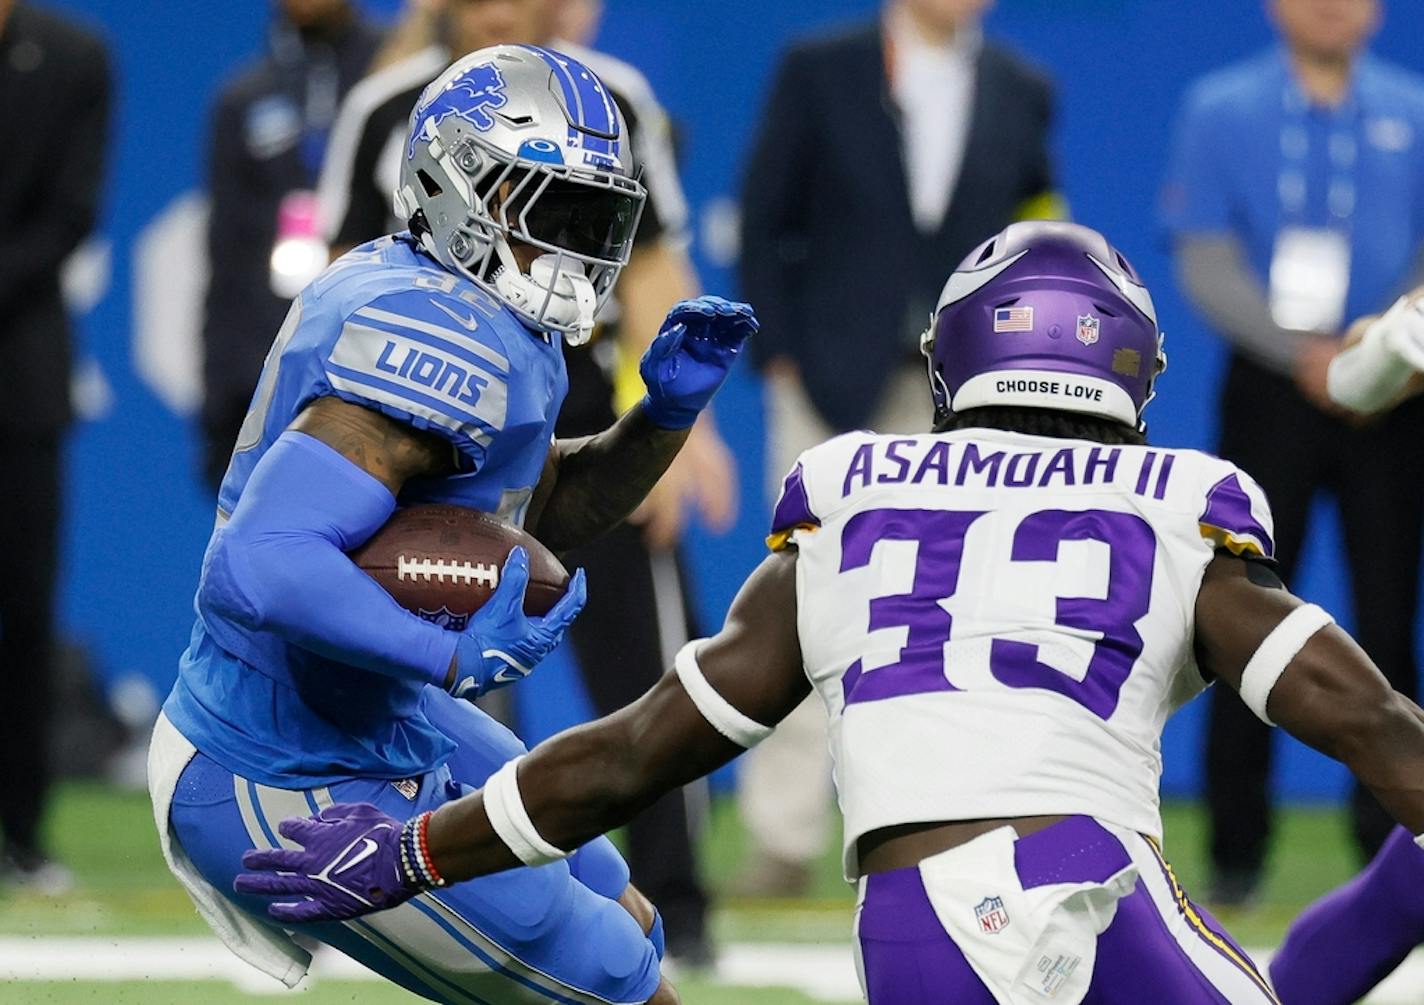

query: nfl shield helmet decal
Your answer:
[975,895,1011,934]
[1076,314,1101,347]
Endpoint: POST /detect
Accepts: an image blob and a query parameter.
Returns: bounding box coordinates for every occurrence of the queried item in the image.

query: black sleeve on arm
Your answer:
[424,550,809,881]
[0,34,111,310]
[739,48,815,369]
[332,115,397,248]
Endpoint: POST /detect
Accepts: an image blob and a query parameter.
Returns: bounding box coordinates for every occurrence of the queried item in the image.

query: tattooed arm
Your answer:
[525,408,691,554]
[526,296,757,554]
[291,395,456,492]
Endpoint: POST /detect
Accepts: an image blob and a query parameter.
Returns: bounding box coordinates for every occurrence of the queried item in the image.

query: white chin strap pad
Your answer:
[529,254,597,345]
[493,249,598,345]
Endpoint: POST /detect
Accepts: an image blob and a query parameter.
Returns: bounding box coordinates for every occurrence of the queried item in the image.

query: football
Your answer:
[350,504,569,626]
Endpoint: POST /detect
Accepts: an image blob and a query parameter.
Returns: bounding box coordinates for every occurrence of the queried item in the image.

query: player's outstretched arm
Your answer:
[1327,287,1424,413]
[200,397,584,698]
[526,296,757,554]
[1195,554,1424,833]
[235,549,807,922]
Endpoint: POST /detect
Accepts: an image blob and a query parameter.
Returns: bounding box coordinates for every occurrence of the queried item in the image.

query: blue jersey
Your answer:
[164,234,568,786]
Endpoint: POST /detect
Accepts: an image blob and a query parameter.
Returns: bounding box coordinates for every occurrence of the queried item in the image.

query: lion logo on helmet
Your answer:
[408,62,509,158]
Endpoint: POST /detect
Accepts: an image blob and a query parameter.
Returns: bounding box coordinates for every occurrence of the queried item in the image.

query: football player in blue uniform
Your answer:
[147,45,754,1005]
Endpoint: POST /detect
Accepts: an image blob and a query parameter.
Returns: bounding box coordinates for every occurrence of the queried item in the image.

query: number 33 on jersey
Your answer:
[768,427,1273,879]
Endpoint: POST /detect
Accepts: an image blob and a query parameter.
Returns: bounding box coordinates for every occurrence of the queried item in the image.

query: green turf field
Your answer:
[0,783,1371,1003]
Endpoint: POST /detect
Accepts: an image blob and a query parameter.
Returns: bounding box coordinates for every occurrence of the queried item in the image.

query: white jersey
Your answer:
[767,428,1274,878]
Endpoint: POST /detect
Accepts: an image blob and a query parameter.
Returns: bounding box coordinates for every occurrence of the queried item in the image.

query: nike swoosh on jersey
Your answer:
[431,299,480,331]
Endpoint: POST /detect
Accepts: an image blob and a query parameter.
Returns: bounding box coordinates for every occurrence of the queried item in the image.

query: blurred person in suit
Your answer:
[315,0,725,963]
[735,0,1062,895]
[1161,0,1424,905]
[198,0,382,490]
[0,0,111,890]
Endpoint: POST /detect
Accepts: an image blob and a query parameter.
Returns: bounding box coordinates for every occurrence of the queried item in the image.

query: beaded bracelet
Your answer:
[398,811,447,890]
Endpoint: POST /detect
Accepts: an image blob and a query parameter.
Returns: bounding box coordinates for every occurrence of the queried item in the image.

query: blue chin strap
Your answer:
[647,911,666,960]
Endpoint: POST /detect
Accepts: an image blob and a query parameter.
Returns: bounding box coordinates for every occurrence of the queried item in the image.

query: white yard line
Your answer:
[0,936,1419,1002]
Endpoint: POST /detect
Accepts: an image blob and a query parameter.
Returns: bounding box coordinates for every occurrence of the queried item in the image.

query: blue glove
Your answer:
[638,296,758,429]
[448,547,587,699]
[235,803,427,924]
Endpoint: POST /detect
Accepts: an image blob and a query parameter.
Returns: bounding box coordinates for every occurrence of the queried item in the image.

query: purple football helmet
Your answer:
[921,221,1166,431]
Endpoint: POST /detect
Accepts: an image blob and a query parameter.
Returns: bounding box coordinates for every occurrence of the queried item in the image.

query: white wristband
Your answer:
[482,757,569,868]
[1239,603,1334,726]
[674,643,775,749]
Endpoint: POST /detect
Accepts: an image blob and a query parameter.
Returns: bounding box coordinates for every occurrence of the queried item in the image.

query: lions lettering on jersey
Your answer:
[326,298,511,453]
[768,428,1275,879]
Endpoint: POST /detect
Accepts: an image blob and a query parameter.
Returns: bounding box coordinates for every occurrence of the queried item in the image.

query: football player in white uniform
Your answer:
[239,222,1424,1005]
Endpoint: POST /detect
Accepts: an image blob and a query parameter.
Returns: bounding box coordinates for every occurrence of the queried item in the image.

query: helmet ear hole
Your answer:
[416,170,444,199]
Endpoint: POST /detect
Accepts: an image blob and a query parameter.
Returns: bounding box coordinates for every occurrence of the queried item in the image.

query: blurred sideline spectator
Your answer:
[551,0,600,45]
[366,0,441,72]
[736,0,1062,896]
[316,0,721,964]
[198,0,381,490]
[0,0,111,891]
[1162,0,1424,905]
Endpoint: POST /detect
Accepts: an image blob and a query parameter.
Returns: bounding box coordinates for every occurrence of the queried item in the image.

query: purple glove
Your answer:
[639,296,758,429]
[234,803,441,924]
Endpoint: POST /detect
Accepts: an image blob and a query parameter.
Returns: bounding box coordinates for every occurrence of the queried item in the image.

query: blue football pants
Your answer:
[168,690,662,1004]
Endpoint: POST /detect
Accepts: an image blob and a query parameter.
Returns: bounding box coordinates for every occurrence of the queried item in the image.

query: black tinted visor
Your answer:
[518,179,640,261]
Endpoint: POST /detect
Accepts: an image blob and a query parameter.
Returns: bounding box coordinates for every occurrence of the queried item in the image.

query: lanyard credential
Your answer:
[1278,78,1359,234]
[1269,69,1360,334]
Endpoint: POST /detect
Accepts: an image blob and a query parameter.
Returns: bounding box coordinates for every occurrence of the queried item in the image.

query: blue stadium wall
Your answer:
[46,0,1424,801]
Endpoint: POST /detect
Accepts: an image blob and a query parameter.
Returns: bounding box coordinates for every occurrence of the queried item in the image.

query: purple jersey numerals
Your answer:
[839,507,1156,719]
[839,509,986,704]
[988,509,1155,718]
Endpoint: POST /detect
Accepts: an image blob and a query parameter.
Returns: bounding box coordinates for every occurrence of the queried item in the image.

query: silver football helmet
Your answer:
[395,44,646,344]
